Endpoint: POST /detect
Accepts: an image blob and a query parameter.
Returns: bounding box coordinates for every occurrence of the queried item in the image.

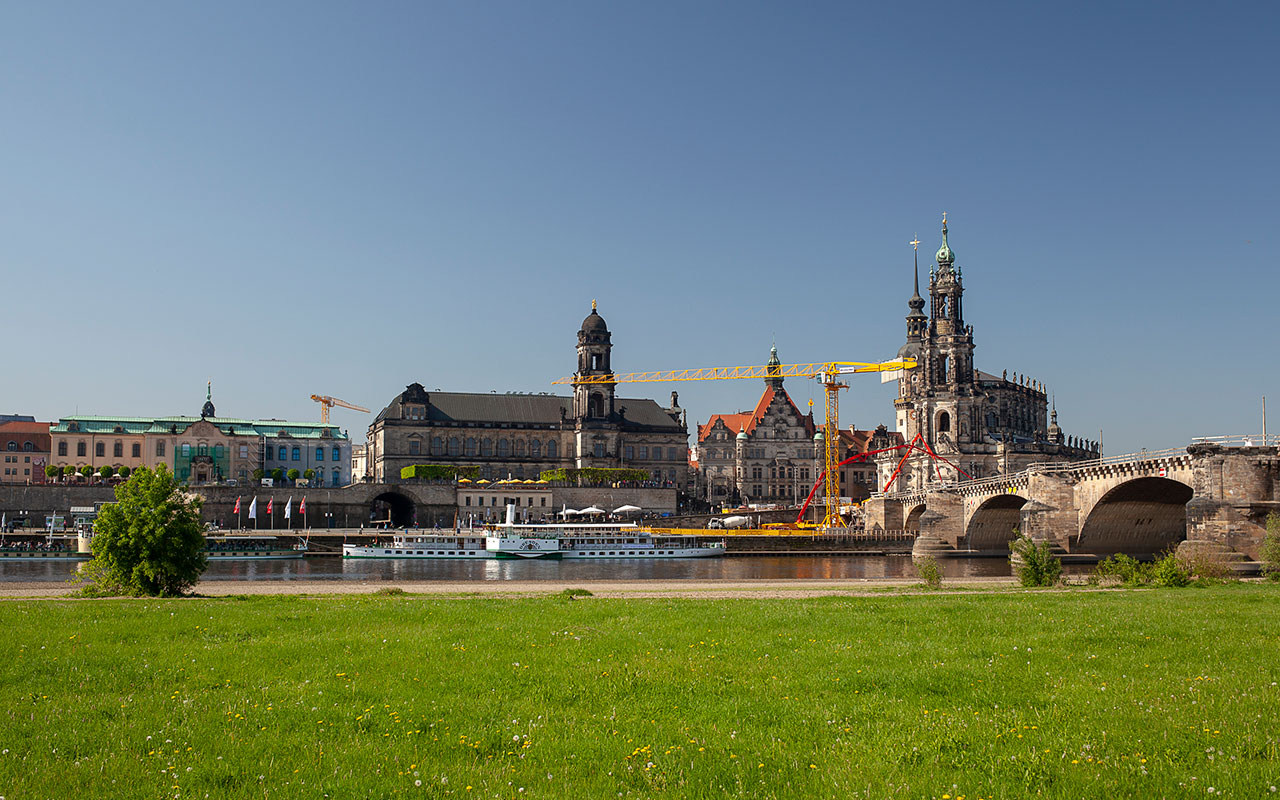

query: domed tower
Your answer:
[573,300,615,421]
[764,344,785,392]
[898,236,929,370]
[200,381,216,419]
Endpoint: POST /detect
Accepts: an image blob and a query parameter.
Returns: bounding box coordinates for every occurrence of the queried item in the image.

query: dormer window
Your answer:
[403,405,425,420]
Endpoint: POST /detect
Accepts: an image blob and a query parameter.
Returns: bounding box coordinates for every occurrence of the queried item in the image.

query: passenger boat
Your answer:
[343,505,725,560]
[204,534,307,560]
[0,535,89,560]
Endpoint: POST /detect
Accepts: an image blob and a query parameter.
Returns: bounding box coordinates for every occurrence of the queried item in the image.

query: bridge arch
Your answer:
[1076,477,1193,556]
[965,494,1027,552]
[904,504,926,531]
[371,491,416,527]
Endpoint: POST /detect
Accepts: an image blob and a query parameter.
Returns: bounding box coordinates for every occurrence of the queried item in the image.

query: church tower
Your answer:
[572,300,619,468]
[926,214,975,389]
[764,344,785,392]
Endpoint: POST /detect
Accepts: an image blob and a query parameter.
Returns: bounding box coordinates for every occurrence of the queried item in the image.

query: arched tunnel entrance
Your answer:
[905,504,926,532]
[1077,477,1194,556]
[966,494,1027,552]
[371,492,416,528]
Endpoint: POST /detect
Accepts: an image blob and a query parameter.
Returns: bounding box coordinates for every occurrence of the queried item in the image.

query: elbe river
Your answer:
[1,555,1029,584]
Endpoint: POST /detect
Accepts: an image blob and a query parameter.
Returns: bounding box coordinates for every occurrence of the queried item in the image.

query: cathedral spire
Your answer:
[935,213,955,271]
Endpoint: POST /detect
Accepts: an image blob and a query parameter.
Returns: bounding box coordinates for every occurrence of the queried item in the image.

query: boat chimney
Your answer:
[505,503,516,529]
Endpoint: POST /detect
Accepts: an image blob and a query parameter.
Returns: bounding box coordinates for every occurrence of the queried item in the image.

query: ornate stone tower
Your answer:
[927,215,975,390]
[573,300,619,467]
[764,344,784,392]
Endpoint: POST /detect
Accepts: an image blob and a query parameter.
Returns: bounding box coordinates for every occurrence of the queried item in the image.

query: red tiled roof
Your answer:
[697,387,817,443]
[0,421,52,434]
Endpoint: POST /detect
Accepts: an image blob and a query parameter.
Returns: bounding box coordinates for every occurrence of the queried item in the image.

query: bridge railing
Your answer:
[1021,447,1189,475]
[1190,434,1280,447]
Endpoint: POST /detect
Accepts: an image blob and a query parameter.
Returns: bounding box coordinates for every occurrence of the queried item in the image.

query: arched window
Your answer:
[198,444,209,456]
[588,393,604,418]
[515,439,526,457]
[279,446,287,460]
[482,438,493,457]
[937,411,951,433]
[546,440,557,458]
[529,439,541,458]
[58,441,67,457]
[497,438,511,457]
[96,442,105,458]
[448,437,460,456]
[431,437,443,456]
[182,443,191,457]
[291,447,300,461]
[464,437,477,456]
[332,469,340,486]
[315,447,324,461]
[113,442,123,457]
[213,445,224,459]
[332,446,340,462]
[5,442,15,451]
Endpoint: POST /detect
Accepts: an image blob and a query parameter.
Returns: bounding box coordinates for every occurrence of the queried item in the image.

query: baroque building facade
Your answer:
[365,303,689,485]
[881,217,1099,491]
[48,386,351,487]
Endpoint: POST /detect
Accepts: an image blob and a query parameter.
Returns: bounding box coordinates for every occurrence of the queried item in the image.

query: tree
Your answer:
[89,464,207,597]
[45,465,59,480]
[118,466,131,479]
[271,468,284,481]
[303,468,315,481]
[99,465,114,480]
[287,468,301,484]
[78,465,93,479]
[252,468,264,481]
[63,465,76,478]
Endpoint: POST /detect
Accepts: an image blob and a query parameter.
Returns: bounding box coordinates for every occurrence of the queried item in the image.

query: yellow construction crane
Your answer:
[552,359,915,530]
[309,394,371,424]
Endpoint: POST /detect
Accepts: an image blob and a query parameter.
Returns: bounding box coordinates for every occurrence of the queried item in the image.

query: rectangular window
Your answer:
[637,446,648,459]
[332,446,340,462]
[670,447,680,461]
[132,443,141,458]
[239,445,248,458]
[58,442,67,457]
[157,441,165,457]
[279,446,287,460]
[95,442,105,458]
[316,447,324,461]
[409,440,420,455]
[465,497,471,506]
[292,447,300,461]
[593,443,605,458]
[624,445,634,460]
[265,448,272,461]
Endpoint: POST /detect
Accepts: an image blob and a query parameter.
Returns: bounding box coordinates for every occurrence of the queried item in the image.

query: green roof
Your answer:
[51,415,349,440]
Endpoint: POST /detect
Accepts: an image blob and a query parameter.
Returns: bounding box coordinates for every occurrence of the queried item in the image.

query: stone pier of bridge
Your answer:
[862,443,1278,564]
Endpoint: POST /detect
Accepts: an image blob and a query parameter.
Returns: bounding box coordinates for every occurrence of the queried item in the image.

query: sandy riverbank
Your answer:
[0,576,1020,599]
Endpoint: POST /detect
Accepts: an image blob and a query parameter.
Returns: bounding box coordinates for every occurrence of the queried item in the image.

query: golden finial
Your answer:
[910,235,921,251]
[591,299,597,311]
[942,211,948,224]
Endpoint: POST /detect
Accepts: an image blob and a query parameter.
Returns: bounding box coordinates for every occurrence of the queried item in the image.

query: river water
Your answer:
[0,554,1029,584]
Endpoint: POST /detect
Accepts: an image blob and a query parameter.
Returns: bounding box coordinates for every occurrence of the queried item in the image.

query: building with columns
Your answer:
[882,217,1099,491]
[365,303,689,485]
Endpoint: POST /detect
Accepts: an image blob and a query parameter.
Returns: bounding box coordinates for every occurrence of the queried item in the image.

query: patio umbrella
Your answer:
[580,506,605,514]
[612,504,642,514]
[561,508,580,516]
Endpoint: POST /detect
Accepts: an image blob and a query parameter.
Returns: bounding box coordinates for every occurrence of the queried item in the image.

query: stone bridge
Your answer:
[862,442,1279,562]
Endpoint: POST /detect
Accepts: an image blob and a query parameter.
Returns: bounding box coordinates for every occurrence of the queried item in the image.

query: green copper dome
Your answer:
[935,217,955,267]
[737,427,749,441]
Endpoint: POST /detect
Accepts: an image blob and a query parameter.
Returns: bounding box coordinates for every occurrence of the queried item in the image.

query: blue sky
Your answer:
[3,1,1276,456]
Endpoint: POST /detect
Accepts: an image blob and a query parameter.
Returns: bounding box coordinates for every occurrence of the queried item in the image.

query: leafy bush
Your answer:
[560,588,594,599]
[87,465,207,597]
[400,465,482,481]
[1010,535,1062,587]
[252,469,265,481]
[1096,554,1146,586]
[63,465,76,477]
[78,465,93,478]
[271,469,284,481]
[45,465,59,479]
[914,556,942,589]
[303,468,315,480]
[1149,552,1191,587]
[1262,513,1280,582]
[539,467,651,484]
[286,468,300,482]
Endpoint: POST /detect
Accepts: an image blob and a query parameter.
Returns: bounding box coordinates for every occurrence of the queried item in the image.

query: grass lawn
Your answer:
[1,585,1277,799]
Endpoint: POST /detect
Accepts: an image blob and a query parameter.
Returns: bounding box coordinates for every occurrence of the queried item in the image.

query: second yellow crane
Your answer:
[309,394,370,424]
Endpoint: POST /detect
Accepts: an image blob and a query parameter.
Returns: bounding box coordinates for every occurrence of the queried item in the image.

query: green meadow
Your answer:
[1,586,1277,799]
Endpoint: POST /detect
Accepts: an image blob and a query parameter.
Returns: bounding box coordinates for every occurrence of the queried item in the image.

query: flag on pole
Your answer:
[266,498,273,516]
[299,497,307,515]
[248,497,257,519]
[233,497,241,515]
[284,498,292,520]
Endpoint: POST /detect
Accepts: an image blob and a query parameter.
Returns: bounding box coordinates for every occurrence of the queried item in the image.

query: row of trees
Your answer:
[251,468,316,484]
[44,465,131,481]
